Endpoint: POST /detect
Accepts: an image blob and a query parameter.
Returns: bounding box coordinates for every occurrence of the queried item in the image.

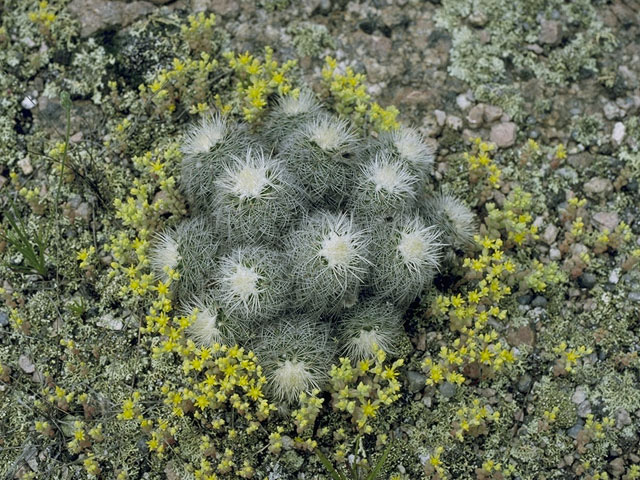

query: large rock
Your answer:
[490,122,517,148]
[68,0,154,37]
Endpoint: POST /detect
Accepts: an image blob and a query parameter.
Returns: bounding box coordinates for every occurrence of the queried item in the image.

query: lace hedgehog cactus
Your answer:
[150,92,476,404]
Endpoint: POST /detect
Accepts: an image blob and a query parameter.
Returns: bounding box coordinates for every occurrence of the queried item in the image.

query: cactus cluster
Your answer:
[151,92,475,403]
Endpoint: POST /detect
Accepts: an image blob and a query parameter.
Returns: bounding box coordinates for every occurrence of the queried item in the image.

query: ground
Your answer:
[1,0,639,479]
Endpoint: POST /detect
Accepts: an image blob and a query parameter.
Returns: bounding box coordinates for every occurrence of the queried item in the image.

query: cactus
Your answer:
[154,93,453,403]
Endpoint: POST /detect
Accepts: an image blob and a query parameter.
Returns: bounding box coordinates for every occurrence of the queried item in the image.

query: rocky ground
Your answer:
[1,0,640,479]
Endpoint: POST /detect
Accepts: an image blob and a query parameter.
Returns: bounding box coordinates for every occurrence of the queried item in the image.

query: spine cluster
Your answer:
[150,93,476,403]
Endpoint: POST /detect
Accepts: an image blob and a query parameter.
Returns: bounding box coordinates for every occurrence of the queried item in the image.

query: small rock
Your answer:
[21,95,38,110]
[18,157,33,175]
[439,381,456,398]
[592,211,620,232]
[583,177,613,194]
[490,122,517,148]
[531,296,547,308]
[507,325,535,347]
[628,291,640,303]
[615,409,631,429]
[445,115,463,131]
[578,400,592,418]
[578,273,597,289]
[603,101,624,120]
[434,109,446,126]
[607,457,625,478]
[517,294,532,305]
[549,248,562,260]
[19,355,35,374]
[538,20,563,45]
[456,93,473,111]
[406,371,426,393]
[466,104,484,128]
[608,269,620,284]
[517,373,533,393]
[567,422,584,439]
[572,386,588,404]
[75,202,91,222]
[96,313,123,330]
[542,224,558,245]
[468,11,488,27]
[483,105,503,123]
[68,0,154,37]
[0,312,8,327]
[612,122,626,147]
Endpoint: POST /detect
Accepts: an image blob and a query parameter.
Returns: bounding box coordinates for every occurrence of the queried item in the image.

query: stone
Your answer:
[517,373,533,393]
[572,386,588,404]
[507,325,535,347]
[592,211,620,232]
[19,355,35,374]
[607,457,625,478]
[603,101,624,120]
[434,110,447,126]
[96,313,123,330]
[445,115,463,131]
[483,105,503,123]
[577,400,592,418]
[612,122,626,147]
[468,11,488,27]
[68,0,154,37]
[583,177,613,194]
[517,294,532,305]
[567,422,584,439]
[439,381,456,398]
[406,371,427,393]
[466,104,484,128]
[628,292,640,303]
[531,296,547,308]
[456,93,473,111]
[615,409,631,429]
[538,20,562,45]
[578,273,597,289]
[609,269,620,284]
[21,95,37,110]
[549,248,562,260]
[18,157,33,175]
[0,311,8,327]
[75,202,91,222]
[490,122,517,148]
[542,224,558,245]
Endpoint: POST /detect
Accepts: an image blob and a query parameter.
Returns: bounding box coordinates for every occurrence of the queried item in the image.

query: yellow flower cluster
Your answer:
[453,398,500,442]
[524,259,565,292]
[465,138,501,188]
[486,187,539,246]
[180,12,219,54]
[221,47,298,121]
[328,346,403,434]
[139,54,219,117]
[322,56,399,131]
[552,342,593,374]
[583,414,614,441]
[76,246,95,270]
[292,389,324,434]
[28,1,57,29]
[425,236,516,386]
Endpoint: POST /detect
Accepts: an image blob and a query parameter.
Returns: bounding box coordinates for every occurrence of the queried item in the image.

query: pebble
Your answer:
[483,105,503,123]
[456,93,473,111]
[549,248,562,260]
[608,268,620,284]
[531,296,547,308]
[445,115,463,131]
[517,373,533,393]
[572,387,587,404]
[542,224,558,245]
[68,0,154,37]
[603,101,624,120]
[615,409,631,429]
[538,20,562,45]
[18,157,33,175]
[611,121,626,147]
[577,400,592,418]
[592,211,620,231]
[433,109,447,126]
[490,122,517,148]
[517,294,532,305]
[578,273,597,289]
[583,177,613,194]
[439,381,456,398]
[19,355,35,374]
[468,11,488,27]
[628,291,640,303]
[466,104,484,128]
[608,458,625,477]
[0,312,8,327]
[567,421,584,439]
[96,313,123,330]
[21,95,38,110]
[406,371,427,393]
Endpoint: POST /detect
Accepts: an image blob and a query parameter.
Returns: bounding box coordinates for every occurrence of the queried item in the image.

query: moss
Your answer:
[287,22,335,57]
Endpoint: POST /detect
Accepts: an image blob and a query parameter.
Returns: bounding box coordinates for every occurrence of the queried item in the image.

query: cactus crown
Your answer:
[152,91,475,403]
